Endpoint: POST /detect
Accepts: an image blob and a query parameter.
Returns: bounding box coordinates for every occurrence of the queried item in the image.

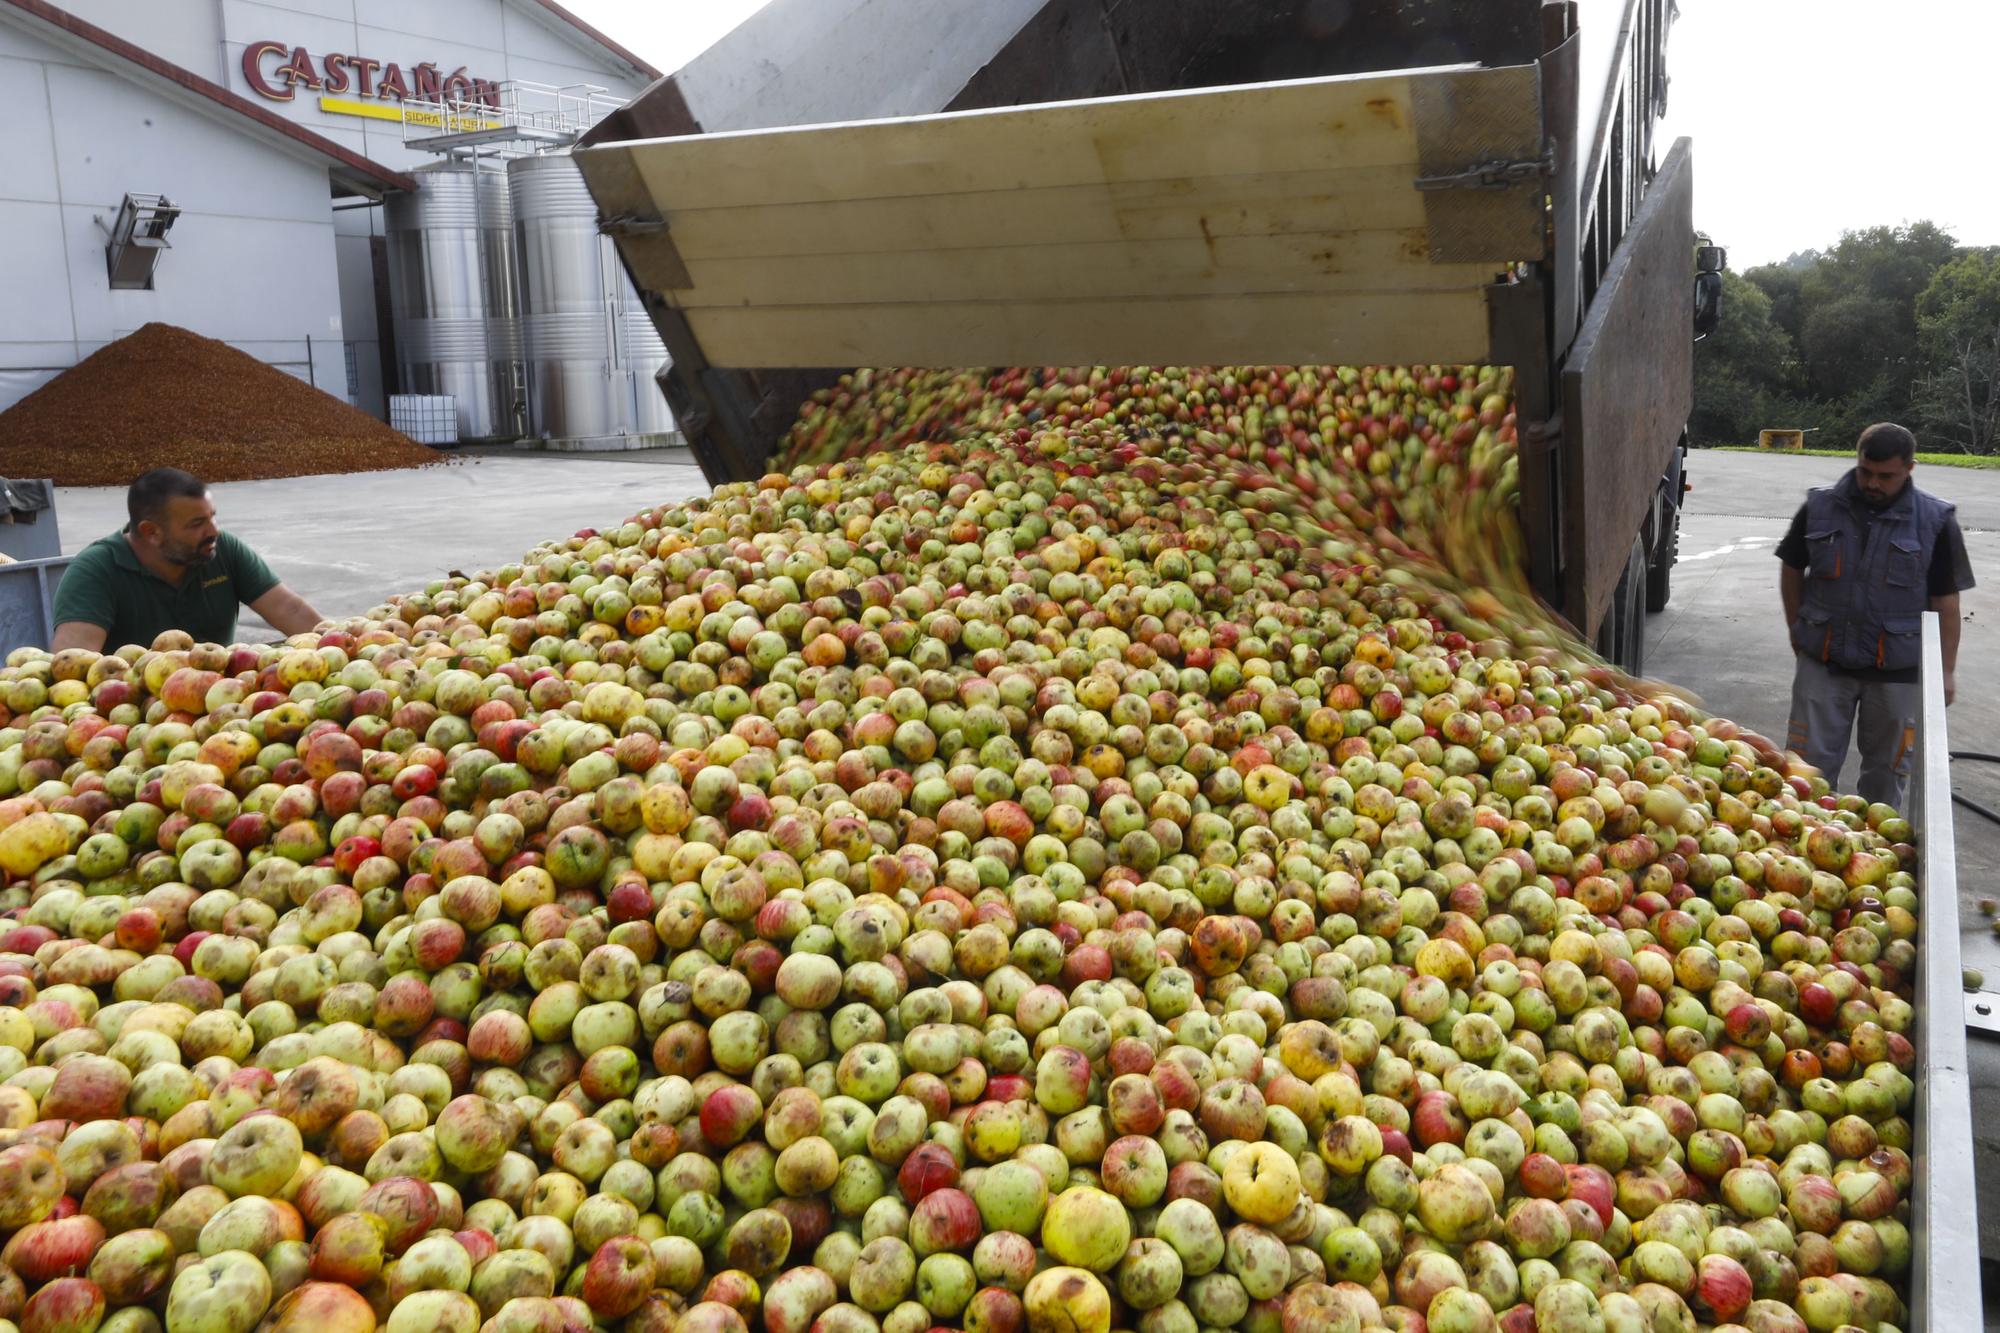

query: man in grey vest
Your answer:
[1778,423,1972,809]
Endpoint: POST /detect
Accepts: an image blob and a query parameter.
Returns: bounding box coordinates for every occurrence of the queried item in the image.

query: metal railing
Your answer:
[400,81,629,155]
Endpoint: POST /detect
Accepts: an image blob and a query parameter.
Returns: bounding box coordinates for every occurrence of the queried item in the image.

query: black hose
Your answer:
[1954,794,2000,829]
[1951,753,2000,829]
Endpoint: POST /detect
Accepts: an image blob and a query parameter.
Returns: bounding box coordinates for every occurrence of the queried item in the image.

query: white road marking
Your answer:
[1681,536,1778,563]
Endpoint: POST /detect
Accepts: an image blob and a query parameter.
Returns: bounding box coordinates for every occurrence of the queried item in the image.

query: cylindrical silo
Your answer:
[509,150,677,449]
[383,161,522,441]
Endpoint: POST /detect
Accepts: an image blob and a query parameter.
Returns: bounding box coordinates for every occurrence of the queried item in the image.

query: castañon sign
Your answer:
[241,41,502,106]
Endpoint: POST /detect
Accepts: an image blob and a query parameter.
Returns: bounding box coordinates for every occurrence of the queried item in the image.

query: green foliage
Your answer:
[1694,221,1998,455]
[1795,222,1954,400]
[1690,272,1811,446]
[1912,248,2000,453]
[1746,263,1808,345]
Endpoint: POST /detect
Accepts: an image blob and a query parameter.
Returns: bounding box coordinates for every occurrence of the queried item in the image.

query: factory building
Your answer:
[0,0,678,447]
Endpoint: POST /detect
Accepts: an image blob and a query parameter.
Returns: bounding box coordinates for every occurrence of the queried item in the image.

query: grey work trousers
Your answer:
[1786,652,1920,809]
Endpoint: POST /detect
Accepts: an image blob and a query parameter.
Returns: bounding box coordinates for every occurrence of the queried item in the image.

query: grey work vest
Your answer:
[1792,472,1954,672]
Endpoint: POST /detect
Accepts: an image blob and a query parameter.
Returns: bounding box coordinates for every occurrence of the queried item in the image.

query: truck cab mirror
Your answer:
[1693,270,1723,339]
[1696,244,1726,274]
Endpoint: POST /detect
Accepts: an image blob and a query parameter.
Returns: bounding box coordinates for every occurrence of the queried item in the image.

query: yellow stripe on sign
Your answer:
[317,96,500,131]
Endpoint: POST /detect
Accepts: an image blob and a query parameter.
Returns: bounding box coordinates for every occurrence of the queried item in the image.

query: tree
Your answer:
[1793,222,1957,403]
[1746,263,1808,346]
[1913,249,2000,453]
[1693,221,1971,449]
[1690,271,1806,444]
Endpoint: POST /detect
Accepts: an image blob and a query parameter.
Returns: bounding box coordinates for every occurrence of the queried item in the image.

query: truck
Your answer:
[576,0,1986,1319]
[572,0,1722,674]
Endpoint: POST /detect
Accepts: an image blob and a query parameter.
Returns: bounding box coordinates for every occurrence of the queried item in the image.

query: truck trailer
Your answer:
[573,0,1716,674]
[567,3,1984,1319]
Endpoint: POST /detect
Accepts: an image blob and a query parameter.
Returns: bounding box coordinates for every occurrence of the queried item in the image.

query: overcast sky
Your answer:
[567,0,2000,270]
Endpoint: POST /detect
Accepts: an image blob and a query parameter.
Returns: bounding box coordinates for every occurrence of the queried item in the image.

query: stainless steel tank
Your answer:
[508,151,677,448]
[384,162,522,441]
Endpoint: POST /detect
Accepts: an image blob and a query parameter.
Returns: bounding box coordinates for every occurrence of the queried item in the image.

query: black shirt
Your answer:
[1776,489,1975,682]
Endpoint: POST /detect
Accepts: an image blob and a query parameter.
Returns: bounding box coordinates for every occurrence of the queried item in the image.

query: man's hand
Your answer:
[1945,670,1956,706]
[249,584,325,637]
[1931,593,1961,707]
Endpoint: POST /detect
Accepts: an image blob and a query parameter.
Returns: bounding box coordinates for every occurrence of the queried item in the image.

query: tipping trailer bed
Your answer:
[576,0,1688,664]
[575,0,1978,1322]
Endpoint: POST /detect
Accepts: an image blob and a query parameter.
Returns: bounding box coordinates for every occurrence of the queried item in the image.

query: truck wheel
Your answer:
[1596,539,1648,674]
[1646,437,1686,614]
[1624,550,1647,675]
[1645,521,1675,613]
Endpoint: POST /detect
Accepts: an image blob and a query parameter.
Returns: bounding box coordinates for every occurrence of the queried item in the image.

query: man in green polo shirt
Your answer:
[52,468,324,652]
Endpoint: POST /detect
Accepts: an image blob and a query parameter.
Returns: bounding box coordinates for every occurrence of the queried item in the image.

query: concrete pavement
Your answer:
[54,452,712,635]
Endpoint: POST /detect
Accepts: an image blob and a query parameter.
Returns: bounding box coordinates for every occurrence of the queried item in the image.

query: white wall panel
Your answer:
[353,0,499,47]
[0,14,352,410]
[496,3,639,75]
[0,202,77,345]
[45,62,337,223]
[209,4,647,176]
[0,57,60,205]
[0,0,663,423]
[0,13,83,64]
[0,369,63,415]
[222,5,371,80]
[498,51,630,90]
[61,204,344,350]
[51,0,224,80]
[227,0,364,28]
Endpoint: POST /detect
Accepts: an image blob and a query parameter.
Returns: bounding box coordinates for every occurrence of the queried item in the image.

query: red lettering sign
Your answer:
[321,53,352,95]
[239,40,497,103]
[240,40,292,101]
[277,46,322,92]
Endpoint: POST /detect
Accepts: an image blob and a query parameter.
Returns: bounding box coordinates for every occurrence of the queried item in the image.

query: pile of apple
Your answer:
[0,364,1927,1333]
[776,367,1547,653]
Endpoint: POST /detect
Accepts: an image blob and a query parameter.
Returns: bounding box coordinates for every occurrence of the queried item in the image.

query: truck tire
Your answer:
[1623,546,1647,675]
[1596,538,1648,674]
[1645,520,1675,613]
[1646,442,1685,614]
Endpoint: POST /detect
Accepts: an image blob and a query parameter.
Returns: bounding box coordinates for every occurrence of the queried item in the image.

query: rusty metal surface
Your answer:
[577,147,692,291]
[953,0,1549,108]
[1410,64,1550,263]
[946,0,1128,110]
[1558,137,1691,638]
[579,75,698,148]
